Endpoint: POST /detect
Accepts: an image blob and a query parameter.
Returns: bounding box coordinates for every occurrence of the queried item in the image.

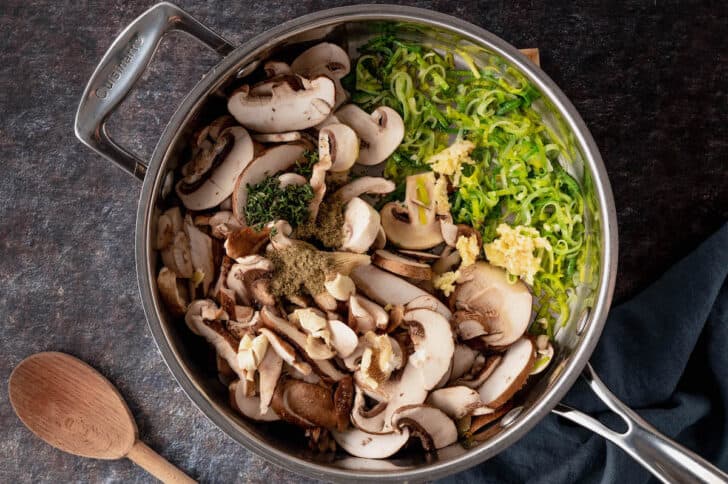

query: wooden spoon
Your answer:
[8,352,195,483]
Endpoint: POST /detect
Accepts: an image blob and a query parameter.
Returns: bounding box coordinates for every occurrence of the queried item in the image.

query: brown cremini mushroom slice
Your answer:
[224,226,271,260]
[258,327,312,376]
[177,126,254,211]
[227,75,335,133]
[319,123,359,172]
[452,262,533,346]
[341,197,381,254]
[157,267,188,317]
[372,250,432,280]
[351,265,451,319]
[335,104,404,166]
[478,337,535,408]
[391,404,458,451]
[271,379,339,429]
[333,176,396,203]
[403,308,455,390]
[452,310,490,340]
[398,249,442,261]
[229,380,279,422]
[231,142,310,226]
[184,216,215,296]
[426,386,493,419]
[380,173,444,250]
[332,427,410,459]
[226,255,273,306]
[455,355,502,389]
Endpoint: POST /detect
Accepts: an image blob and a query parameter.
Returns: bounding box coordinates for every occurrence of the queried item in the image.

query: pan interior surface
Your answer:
[138,8,615,481]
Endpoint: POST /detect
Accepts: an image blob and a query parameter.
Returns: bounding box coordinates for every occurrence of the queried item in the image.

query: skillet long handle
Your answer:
[552,363,728,484]
[74,2,234,180]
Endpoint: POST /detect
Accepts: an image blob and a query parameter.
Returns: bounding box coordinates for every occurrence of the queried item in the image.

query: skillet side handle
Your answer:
[553,363,728,484]
[74,2,234,180]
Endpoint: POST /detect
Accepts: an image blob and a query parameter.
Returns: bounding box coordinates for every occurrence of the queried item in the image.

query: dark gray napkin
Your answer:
[443,223,728,483]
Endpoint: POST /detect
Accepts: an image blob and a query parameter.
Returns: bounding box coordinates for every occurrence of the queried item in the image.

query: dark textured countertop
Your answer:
[1,1,726,482]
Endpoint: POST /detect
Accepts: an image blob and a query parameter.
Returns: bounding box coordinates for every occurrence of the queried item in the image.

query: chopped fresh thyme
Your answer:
[245,176,313,228]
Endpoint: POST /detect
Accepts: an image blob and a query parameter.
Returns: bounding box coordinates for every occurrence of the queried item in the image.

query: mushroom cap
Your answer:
[335,104,404,166]
[403,308,455,391]
[271,379,339,429]
[478,337,535,407]
[227,76,335,133]
[341,197,381,254]
[176,126,254,211]
[452,262,533,346]
[291,42,351,80]
[391,404,458,450]
[333,176,396,203]
[231,142,310,226]
[319,123,359,172]
[372,250,433,280]
[332,427,410,459]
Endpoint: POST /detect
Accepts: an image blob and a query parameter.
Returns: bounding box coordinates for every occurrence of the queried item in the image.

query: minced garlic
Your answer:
[425,140,475,186]
[456,234,479,267]
[433,176,450,214]
[484,223,551,285]
[359,332,401,389]
[432,270,461,296]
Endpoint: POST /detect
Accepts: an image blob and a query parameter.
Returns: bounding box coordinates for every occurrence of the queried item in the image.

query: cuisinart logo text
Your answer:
[94,34,144,99]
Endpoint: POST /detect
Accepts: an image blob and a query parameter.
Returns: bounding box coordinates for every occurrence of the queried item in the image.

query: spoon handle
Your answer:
[126,440,196,483]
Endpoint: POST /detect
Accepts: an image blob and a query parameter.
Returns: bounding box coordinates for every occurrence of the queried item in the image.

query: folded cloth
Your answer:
[443,223,728,484]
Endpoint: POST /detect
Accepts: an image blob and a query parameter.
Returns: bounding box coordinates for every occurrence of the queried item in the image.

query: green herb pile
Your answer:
[348,34,592,336]
[245,177,313,228]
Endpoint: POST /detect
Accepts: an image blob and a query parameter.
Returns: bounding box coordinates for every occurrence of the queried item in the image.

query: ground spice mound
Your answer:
[294,199,345,248]
[269,243,333,298]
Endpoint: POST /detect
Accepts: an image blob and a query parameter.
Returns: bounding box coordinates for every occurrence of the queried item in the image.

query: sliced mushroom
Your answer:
[351,265,452,321]
[452,262,533,346]
[403,309,455,390]
[161,230,193,279]
[196,210,243,239]
[335,105,404,166]
[450,344,478,382]
[271,379,338,429]
[320,123,359,172]
[333,176,396,203]
[405,294,452,320]
[373,225,387,250]
[333,375,354,432]
[224,226,271,259]
[398,249,442,261]
[252,131,301,143]
[258,327,312,376]
[324,273,356,301]
[277,172,307,187]
[329,319,358,358]
[332,427,410,459]
[349,295,389,333]
[478,338,534,408]
[341,197,380,254]
[229,380,279,421]
[226,255,273,306]
[177,126,254,210]
[185,303,242,379]
[157,267,188,317]
[432,246,461,274]
[257,344,283,413]
[237,332,269,381]
[184,216,215,296]
[227,75,335,133]
[308,141,333,221]
[380,172,444,250]
[263,60,291,78]
[373,250,432,280]
[426,387,493,419]
[391,405,457,451]
[231,142,309,225]
[453,310,490,340]
[156,206,183,250]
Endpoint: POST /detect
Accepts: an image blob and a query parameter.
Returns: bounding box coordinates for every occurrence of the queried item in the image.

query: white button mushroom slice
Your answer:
[328,320,358,358]
[184,216,215,296]
[291,43,351,80]
[333,176,396,203]
[277,172,307,188]
[231,142,310,226]
[373,225,387,250]
[319,123,359,172]
[351,265,452,319]
[260,307,347,382]
[403,308,455,391]
[229,380,279,422]
[157,267,188,317]
[252,131,302,144]
[405,294,451,320]
[237,333,269,381]
[257,343,283,413]
[340,197,381,254]
[156,207,183,250]
[390,405,457,450]
[453,314,489,340]
[226,255,273,306]
[450,344,478,382]
[455,355,502,388]
[426,386,494,420]
[263,60,291,78]
[258,327,312,376]
[176,126,255,211]
[227,75,335,133]
[332,427,411,459]
[324,273,355,301]
[186,305,244,380]
[372,250,432,281]
[453,262,533,346]
[349,295,389,333]
[478,338,535,408]
[184,299,219,336]
[335,104,404,166]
